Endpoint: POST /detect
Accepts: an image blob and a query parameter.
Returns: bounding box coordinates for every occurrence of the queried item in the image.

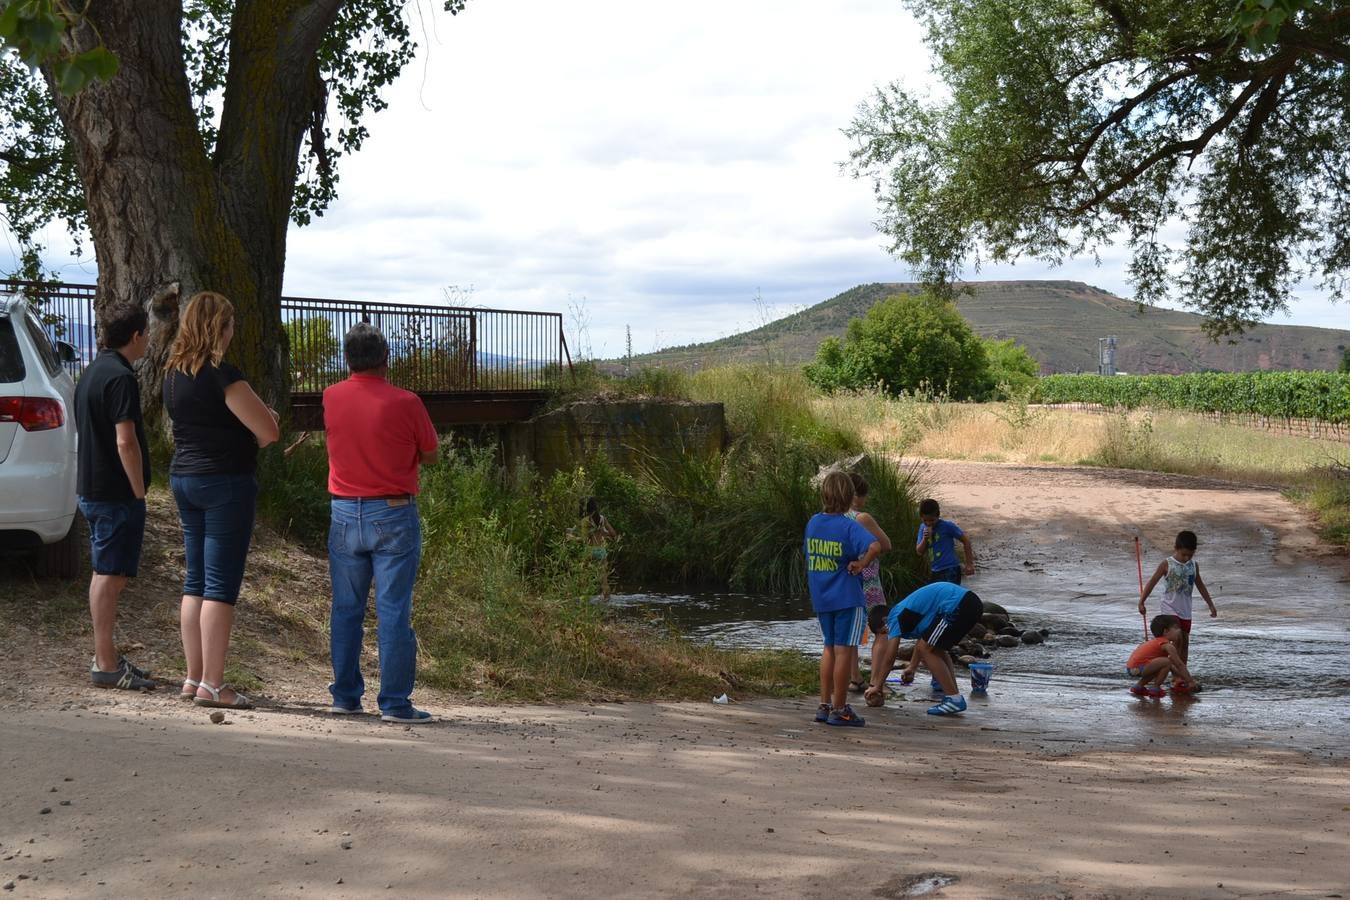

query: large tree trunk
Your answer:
[45,0,342,425]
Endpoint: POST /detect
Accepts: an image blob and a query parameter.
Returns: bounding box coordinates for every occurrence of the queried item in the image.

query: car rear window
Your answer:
[0,316,24,383]
[24,310,63,377]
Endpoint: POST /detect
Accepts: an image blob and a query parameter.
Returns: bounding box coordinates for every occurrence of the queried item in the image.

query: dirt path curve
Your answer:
[2,463,1347,899]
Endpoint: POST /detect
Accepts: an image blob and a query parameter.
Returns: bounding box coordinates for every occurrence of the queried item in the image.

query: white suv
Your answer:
[0,293,80,576]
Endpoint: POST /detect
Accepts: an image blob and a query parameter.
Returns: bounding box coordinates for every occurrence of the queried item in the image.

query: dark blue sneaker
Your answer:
[90,657,155,691]
[927,695,967,716]
[826,704,865,727]
[380,708,435,724]
[814,703,832,723]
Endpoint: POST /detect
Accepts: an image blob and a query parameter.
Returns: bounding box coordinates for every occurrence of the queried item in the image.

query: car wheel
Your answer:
[33,513,82,578]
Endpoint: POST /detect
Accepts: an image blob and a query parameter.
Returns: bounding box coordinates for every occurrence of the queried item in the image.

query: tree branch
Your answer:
[1066,74,1271,215]
[1240,65,1291,147]
[1280,26,1350,65]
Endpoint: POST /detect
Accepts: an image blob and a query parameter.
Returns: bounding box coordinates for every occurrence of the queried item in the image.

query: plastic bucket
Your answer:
[969,661,993,693]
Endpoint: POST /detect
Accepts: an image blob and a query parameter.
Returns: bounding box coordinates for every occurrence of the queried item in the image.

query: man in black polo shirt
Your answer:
[73,303,155,691]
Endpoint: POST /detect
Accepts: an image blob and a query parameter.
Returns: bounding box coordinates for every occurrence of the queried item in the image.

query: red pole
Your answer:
[1135,536,1148,640]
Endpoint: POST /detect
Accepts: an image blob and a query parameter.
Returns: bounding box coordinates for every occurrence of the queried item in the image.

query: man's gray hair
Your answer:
[344,322,389,373]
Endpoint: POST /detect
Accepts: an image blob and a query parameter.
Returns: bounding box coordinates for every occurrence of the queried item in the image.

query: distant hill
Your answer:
[626,281,1350,374]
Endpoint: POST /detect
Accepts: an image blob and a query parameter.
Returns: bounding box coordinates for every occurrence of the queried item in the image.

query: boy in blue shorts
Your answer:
[805,471,882,727]
[873,581,985,716]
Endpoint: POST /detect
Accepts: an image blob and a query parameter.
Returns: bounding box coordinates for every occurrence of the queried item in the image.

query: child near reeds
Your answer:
[916,498,975,584]
[577,497,619,602]
[805,471,882,727]
[1138,529,1216,690]
[1126,614,1197,697]
[845,472,892,694]
[914,498,977,694]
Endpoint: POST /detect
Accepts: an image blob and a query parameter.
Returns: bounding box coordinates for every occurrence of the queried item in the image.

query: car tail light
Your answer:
[0,396,64,431]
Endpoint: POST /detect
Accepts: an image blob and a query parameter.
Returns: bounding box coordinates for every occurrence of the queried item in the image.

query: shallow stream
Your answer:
[610,570,1349,755]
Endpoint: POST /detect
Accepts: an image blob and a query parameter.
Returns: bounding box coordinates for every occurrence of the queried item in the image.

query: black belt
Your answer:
[331,494,413,501]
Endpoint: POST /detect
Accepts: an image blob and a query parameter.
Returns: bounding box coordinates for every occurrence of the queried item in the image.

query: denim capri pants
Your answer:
[170,473,258,604]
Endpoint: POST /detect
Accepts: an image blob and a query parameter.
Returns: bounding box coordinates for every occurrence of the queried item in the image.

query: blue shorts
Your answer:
[817,606,866,647]
[929,566,963,585]
[78,497,146,577]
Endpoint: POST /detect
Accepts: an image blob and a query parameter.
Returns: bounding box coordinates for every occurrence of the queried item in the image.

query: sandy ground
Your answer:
[2,462,1348,899]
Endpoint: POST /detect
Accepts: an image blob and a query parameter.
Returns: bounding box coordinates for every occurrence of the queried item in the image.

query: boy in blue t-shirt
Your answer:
[916,498,975,584]
[805,471,882,727]
[876,581,985,716]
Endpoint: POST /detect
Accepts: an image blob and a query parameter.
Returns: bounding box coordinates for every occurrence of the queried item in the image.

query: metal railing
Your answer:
[0,280,574,393]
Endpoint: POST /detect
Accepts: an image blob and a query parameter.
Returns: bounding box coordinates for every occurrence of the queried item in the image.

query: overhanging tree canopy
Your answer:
[845,0,1350,336]
[0,0,467,410]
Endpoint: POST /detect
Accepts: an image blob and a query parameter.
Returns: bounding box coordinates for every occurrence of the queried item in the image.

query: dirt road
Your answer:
[1,462,1347,899]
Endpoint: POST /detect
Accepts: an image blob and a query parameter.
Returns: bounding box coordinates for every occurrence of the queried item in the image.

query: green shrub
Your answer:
[804,291,991,400]
[255,438,332,545]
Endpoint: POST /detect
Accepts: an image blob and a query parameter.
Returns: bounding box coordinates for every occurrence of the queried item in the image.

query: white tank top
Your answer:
[1160,556,1197,620]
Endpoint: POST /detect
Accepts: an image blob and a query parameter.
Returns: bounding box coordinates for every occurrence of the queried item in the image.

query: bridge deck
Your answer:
[291,390,550,429]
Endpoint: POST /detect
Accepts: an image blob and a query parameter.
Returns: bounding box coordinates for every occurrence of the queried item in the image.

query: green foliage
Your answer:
[282,317,341,392]
[572,365,926,596]
[254,439,332,546]
[0,1,469,268]
[0,1,118,95]
[1340,347,1350,374]
[983,337,1039,398]
[845,0,1350,335]
[804,292,991,399]
[1289,464,1350,546]
[1038,372,1350,424]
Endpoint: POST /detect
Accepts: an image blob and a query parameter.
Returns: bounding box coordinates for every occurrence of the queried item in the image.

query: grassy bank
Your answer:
[251,365,935,700]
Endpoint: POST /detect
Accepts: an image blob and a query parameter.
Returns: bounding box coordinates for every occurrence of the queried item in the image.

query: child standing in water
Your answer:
[845,473,892,694]
[1138,529,1216,691]
[578,497,619,601]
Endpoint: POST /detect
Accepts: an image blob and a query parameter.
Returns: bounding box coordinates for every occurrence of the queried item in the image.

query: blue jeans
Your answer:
[328,498,423,716]
[170,474,258,604]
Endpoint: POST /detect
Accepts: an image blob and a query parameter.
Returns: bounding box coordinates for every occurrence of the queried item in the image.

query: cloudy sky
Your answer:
[13,0,1346,356]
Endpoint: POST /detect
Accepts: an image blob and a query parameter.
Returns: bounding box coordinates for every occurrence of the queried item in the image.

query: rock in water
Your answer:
[1021,631,1044,645]
[995,635,1020,648]
[980,613,1010,629]
[981,600,1010,617]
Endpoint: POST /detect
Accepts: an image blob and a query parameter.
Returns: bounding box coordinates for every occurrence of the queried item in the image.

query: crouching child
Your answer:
[1126,614,1197,698]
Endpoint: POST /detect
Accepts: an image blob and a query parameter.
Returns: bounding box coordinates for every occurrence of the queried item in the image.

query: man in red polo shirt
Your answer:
[323,322,438,724]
